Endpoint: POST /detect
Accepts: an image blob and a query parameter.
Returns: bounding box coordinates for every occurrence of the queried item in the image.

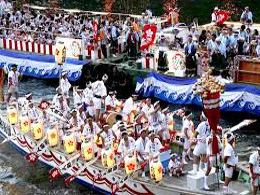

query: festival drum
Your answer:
[31,121,43,140]
[64,134,76,154]
[81,140,94,161]
[149,157,163,183]
[7,106,18,125]
[106,112,118,127]
[19,114,30,133]
[47,127,59,147]
[101,148,115,168]
[124,153,137,175]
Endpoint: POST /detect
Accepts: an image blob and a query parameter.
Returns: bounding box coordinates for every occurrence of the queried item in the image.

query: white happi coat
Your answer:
[92,80,107,109]
[60,77,71,96]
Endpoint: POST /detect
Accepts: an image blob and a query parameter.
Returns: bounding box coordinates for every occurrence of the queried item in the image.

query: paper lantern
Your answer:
[55,41,66,65]
[125,154,137,175]
[47,127,59,147]
[8,106,18,125]
[101,148,115,168]
[81,141,94,161]
[64,134,76,154]
[20,114,30,133]
[31,122,43,140]
[149,158,163,182]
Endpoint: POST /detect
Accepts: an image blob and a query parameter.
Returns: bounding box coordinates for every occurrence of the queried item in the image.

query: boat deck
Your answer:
[0,105,252,195]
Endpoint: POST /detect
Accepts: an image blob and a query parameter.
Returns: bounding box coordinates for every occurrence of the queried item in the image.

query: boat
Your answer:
[0,100,253,195]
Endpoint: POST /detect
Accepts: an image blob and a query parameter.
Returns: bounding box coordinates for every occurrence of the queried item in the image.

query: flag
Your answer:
[93,20,98,43]
[217,10,230,25]
[202,92,220,154]
[140,25,157,51]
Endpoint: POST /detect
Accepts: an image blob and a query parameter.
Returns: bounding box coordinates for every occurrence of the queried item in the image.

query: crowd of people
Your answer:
[6,63,260,194]
[1,2,260,79]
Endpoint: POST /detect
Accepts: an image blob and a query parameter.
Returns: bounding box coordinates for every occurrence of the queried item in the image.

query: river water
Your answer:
[0,78,259,195]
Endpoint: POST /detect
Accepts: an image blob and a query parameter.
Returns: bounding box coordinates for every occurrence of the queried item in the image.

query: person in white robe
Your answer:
[92,74,108,121]
[135,127,149,177]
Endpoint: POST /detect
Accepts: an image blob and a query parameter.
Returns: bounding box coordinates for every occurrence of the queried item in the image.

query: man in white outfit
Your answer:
[223,133,238,194]
[249,145,260,195]
[92,74,108,122]
[181,110,193,165]
[7,64,20,102]
[189,112,210,175]
[60,71,71,105]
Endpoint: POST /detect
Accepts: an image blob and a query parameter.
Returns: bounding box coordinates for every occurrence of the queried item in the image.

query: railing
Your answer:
[0,38,55,55]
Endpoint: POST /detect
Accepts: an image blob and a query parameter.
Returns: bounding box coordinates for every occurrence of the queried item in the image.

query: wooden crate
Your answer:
[236,59,260,85]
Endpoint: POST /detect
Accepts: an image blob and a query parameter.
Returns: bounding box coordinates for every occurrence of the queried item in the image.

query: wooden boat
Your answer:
[0,101,253,195]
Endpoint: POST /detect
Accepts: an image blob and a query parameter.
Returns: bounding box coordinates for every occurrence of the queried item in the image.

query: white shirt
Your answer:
[105,95,115,110]
[211,12,218,23]
[8,70,19,88]
[224,143,238,166]
[100,129,115,147]
[18,97,29,112]
[83,88,93,105]
[92,80,107,97]
[256,44,260,57]
[135,136,149,160]
[196,121,210,142]
[216,42,227,57]
[181,118,192,139]
[168,158,181,170]
[27,107,39,122]
[122,97,136,115]
[207,40,217,54]
[249,151,260,174]
[145,138,163,156]
[68,116,84,129]
[82,121,100,139]
[60,78,71,95]
[241,11,253,21]
[118,137,136,157]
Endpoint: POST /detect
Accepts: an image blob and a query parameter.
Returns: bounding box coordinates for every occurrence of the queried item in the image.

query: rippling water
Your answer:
[0,78,259,194]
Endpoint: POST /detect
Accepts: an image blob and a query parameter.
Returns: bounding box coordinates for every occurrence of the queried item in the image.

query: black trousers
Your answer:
[185,55,197,75]
[101,44,107,58]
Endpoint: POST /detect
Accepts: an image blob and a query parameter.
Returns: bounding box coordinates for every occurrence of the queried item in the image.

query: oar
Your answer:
[25,135,48,163]
[49,153,81,181]
[223,119,257,133]
[64,153,101,186]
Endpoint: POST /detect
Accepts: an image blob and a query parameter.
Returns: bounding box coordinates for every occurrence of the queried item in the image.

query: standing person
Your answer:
[126,27,138,58]
[60,71,71,105]
[185,35,197,77]
[111,23,119,57]
[223,133,238,194]
[211,7,219,24]
[204,133,222,190]
[7,64,20,102]
[181,110,193,165]
[91,74,108,122]
[240,6,253,24]
[189,112,210,175]
[100,24,107,58]
[249,145,260,195]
